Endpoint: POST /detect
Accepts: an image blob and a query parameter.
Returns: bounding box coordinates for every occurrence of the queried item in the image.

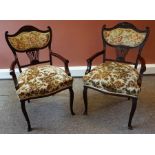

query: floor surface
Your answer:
[0,76,155,134]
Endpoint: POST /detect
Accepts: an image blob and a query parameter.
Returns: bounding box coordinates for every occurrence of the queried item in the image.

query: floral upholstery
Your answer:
[103,28,146,47]
[8,31,50,51]
[16,65,73,100]
[83,62,140,97]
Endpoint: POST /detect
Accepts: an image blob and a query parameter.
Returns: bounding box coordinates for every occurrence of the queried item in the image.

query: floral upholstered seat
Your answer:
[6,25,75,131]
[83,62,140,97]
[16,65,73,100]
[83,22,149,130]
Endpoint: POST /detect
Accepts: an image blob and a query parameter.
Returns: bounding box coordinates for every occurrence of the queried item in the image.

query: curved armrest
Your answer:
[10,59,19,89]
[137,55,146,86]
[51,52,71,76]
[85,50,105,74]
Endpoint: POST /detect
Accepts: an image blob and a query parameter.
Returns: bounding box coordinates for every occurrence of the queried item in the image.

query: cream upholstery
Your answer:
[83,62,140,97]
[16,65,73,100]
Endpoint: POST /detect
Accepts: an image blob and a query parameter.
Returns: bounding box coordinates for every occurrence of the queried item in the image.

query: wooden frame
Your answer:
[5,25,75,132]
[83,22,150,130]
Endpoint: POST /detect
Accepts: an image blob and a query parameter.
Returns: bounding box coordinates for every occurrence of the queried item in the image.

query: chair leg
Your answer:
[69,87,75,115]
[128,98,137,130]
[21,101,32,132]
[83,86,88,115]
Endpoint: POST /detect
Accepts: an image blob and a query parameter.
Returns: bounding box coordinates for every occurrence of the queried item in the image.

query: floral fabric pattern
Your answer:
[103,28,146,47]
[16,65,73,100]
[83,62,140,97]
[8,31,50,51]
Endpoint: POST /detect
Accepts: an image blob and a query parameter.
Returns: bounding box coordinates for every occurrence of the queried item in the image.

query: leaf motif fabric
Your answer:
[8,31,50,51]
[16,65,73,100]
[83,62,140,97]
[103,28,146,47]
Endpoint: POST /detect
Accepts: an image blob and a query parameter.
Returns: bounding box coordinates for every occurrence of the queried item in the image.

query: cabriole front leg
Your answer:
[83,86,88,115]
[128,98,137,130]
[69,87,75,115]
[21,101,32,132]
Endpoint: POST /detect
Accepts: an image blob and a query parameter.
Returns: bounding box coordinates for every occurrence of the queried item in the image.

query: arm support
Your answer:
[85,50,105,74]
[10,58,19,89]
[51,52,71,76]
[137,55,146,87]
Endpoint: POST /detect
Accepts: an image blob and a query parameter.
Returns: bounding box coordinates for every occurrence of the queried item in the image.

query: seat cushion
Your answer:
[83,62,140,97]
[16,65,73,100]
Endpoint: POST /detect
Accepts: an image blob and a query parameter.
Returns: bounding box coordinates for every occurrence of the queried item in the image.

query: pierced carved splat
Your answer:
[115,47,129,61]
[26,50,40,65]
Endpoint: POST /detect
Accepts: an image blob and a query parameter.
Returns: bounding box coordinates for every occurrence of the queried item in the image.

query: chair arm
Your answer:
[10,59,19,89]
[137,55,146,87]
[85,50,105,74]
[51,52,71,76]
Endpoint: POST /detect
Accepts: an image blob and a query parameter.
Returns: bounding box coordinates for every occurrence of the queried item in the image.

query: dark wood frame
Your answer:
[83,22,150,130]
[5,25,75,132]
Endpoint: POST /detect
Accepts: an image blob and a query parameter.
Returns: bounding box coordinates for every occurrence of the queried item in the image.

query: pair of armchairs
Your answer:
[5,22,149,132]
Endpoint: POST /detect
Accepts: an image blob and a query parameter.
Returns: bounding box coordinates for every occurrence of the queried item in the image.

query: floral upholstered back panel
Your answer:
[103,28,147,47]
[8,31,50,51]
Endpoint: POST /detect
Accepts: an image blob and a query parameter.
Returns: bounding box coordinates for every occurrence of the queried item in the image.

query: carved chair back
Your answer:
[5,26,52,72]
[102,22,149,68]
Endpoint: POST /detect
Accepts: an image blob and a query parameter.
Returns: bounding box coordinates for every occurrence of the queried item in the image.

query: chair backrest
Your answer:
[5,25,52,70]
[102,22,149,68]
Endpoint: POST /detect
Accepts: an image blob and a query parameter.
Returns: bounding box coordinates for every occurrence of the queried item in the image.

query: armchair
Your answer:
[83,22,149,129]
[5,26,75,131]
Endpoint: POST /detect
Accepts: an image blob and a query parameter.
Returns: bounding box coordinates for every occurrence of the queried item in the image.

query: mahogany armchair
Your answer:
[5,26,75,131]
[83,22,149,129]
